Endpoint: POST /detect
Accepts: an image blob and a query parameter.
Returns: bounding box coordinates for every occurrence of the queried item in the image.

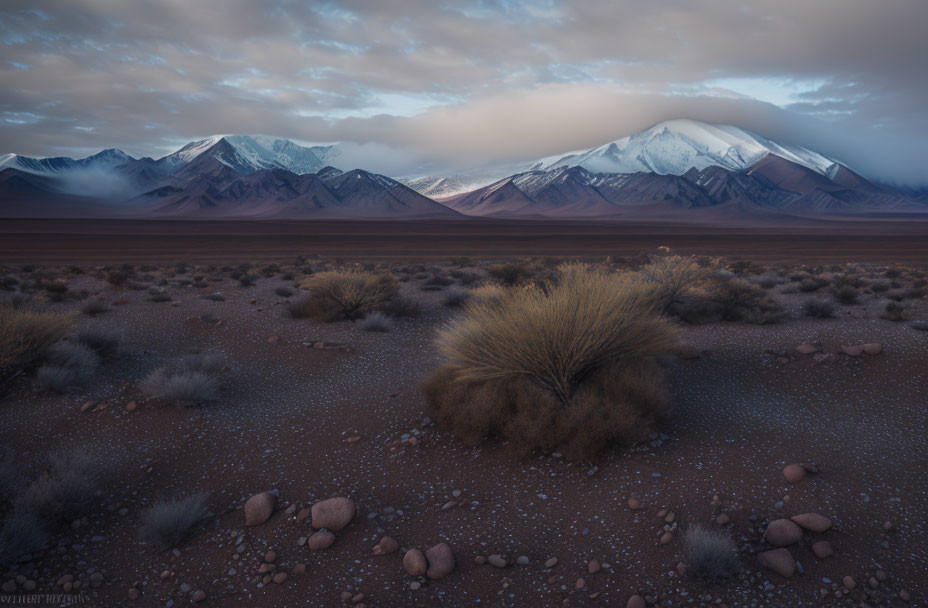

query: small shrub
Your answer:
[757,276,778,289]
[44,280,69,301]
[360,312,393,332]
[0,510,48,570]
[106,269,130,287]
[75,327,122,358]
[425,275,454,287]
[149,288,171,303]
[376,296,421,318]
[274,286,294,298]
[444,288,470,308]
[834,285,859,305]
[201,292,225,302]
[671,277,783,325]
[880,302,910,322]
[802,299,836,319]
[870,281,890,293]
[487,263,531,286]
[684,524,740,583]
[640,255,715,312]
[140,354,226,405]
[139,493,210,551]
[37,341,99,392]
[81,298,111,316]
[297,270,399,321]
[798,276,829,292]
[21,449,104,523]
[0,448,21,505]
[0,305,73,377]
[238,274,258,287]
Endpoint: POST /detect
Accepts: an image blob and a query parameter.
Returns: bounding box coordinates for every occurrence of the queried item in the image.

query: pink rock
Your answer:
[244,492,276,526]
[403,549,427,576]
[765,519,803,547]
[425,542,455,579]
[627,595,646,608]
[812,540,833,558]
[790,513,832,533]
[842,344,864,356]
[758,548,796,578]
[796,343,818,355]
[862,342,882,355]
[311,497,355,532]
[783,463,806,483]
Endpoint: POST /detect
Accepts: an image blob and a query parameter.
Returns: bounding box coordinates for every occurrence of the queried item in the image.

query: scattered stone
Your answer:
[426,543,455,579]
[80,401,96,412]
[311,497,356,532]
[790,513,832,533]
[876,569,887,582]
[516,556,529,566]
[128,587,139,600]
[22,580,35,591]
[841,344,864,356]
[403,549,427,576]
[796,343,818,355]
[863,342,883,355]
[292,563,306,575]
[409,581,421,591]
[659,532,673,545]
[90,572,104,587]
[244,492,277,526]
[308,530,336,551]
[811,541,833,558]
[575,578,585,589]
[765,519,803,546]
[782,463,806,483]
[374,536,399,555]
[474,555,485,565]
[627,595,646,608]
[843,576,856,590]
[488,554,507,568]
[664,511,676,523]
[296,507,311,522]
[588,559,601,574]
[716,513,730,525]
[272,572,287,584]
[899,589,911,601]
[676,562,687,576]
[544,557,558,568]
[264,549,277,563]
[627,497,640,510]
[351,593,365,603]
[758,548,796,578]
[125,400,137,412]
[191,590,207,603]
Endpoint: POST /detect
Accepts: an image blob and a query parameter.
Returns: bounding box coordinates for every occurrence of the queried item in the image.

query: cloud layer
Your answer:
[1,1,926,184]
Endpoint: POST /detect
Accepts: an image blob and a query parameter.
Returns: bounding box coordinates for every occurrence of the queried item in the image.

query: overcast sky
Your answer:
[1,0,926,183]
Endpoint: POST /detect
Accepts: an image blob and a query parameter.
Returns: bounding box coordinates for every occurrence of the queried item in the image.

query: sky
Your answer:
[1,0,926,184]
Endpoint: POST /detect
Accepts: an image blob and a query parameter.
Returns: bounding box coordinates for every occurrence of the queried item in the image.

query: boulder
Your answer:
[311,497,355,532]
[764,519,803,546]
[244,492,276,526]
[782,463,806,483]
[426,542,455,579]
[403,549,427,576]
[790,513,832,533]
[811,540,833,558]
[627,595,646,608]
[758,548,796,578]
[375,536,399,555]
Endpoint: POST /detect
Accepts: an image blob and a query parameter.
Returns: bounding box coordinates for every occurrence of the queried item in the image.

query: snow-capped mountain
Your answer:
[0,148,135,175]
[533,119,839,177]
[159,135,340,175]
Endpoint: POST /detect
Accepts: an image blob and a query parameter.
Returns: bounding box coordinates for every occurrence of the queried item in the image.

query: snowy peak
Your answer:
[0,148,136,175]
[539,119,840,177]
[159,135,340,175]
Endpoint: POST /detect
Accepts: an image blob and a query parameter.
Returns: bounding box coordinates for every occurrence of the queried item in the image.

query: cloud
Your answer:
[0,0,926,184]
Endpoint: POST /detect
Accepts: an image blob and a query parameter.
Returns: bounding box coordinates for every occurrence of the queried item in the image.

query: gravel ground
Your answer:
[1,261,926,607]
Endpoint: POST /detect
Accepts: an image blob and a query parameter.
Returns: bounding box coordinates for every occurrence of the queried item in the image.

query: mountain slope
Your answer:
[158,135,338,175]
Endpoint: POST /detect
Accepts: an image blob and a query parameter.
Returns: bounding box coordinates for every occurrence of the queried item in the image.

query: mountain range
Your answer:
[2,120,925,220]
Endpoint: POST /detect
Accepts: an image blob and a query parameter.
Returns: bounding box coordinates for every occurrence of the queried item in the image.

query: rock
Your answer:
[80,401,95,412]
[862,342,882,355]
[128,587,139,600]
[311,497,355,532]
[22,581,35,591]
[292,563,306,575]
[899,589,911,601]
[796,343,818,355]
[659,532,673,545]
[842,344,864,356]
[664,511,676,523]
[876,569,887,582]
[912,321,928,332]
[544,557,558,568]
[340,592,353,601]
[627,596,646,608]
[782,463,806,483]
[272,572,287,584]
[425,543,455,579]
[843,576,856,590]
[488,554,507,568]
[765,519,803,546]
[575,578,585,589]
[244,492,276,526]
[868,576,879,589]
[191,590,207,603]
[376,536,398,555]
[409,581,421,590]
[627,497,640,510]
[264,549,277,563]
[308,530,335,551]
[126,400,137,412]
[758,548,796,578]
[403,549,427,576]
[284,504,297,516]
[716,513,730,525]
[90,572,104,587]
[516,555,529,566]
[790,513,832,533]
[296,507,311,522]
[57,575,74,586]
[676,561,687,576]
[588,559,601,574]
[474,555,485,565]
[811,541,833,558]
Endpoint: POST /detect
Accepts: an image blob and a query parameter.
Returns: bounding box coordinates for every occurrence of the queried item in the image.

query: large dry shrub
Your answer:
[0,303,73,381]
[423,263,675,459]
[297,270,399,321]
[671,276,784,325]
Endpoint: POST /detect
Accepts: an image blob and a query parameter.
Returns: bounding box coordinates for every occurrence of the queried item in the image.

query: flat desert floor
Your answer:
[0,221,926,607]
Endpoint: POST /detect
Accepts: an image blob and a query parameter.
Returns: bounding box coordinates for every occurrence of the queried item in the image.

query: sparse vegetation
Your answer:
[670,276,784,325]
[443,288,470,308]
[0,510,48,570]
[0,303,73,381]
[75,327,123,358]
[640,254,715,312]
[139,493,210,551]
[297,270,399,321]
[803,298,837,318]
[274,286,294,298]
[684,524,740,583]
[81,298,111,316]
[423,263,674,458]
[880,301,910,322]
[21,449,105,523]
[487,262,531,286]
[36,341,99,392]
[834,285,859,305]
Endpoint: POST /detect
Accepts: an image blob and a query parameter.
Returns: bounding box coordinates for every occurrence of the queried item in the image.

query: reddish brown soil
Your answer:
[2,218,928,264]
[1,257,926,607]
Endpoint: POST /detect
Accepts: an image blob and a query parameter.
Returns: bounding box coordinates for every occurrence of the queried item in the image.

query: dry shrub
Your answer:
[684,524,740,583]
[140,493,210,551]
[140,353,227,405]
[0,510,47,570]
[21,449,105,523]
[297,270,399,321]
[640,255,715,312]
[802,299,837,319]
[0,304,73,377]
[487,262,532,286]
[671,276,784,325]
[881,302,911,322]
[423,263,674,458]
